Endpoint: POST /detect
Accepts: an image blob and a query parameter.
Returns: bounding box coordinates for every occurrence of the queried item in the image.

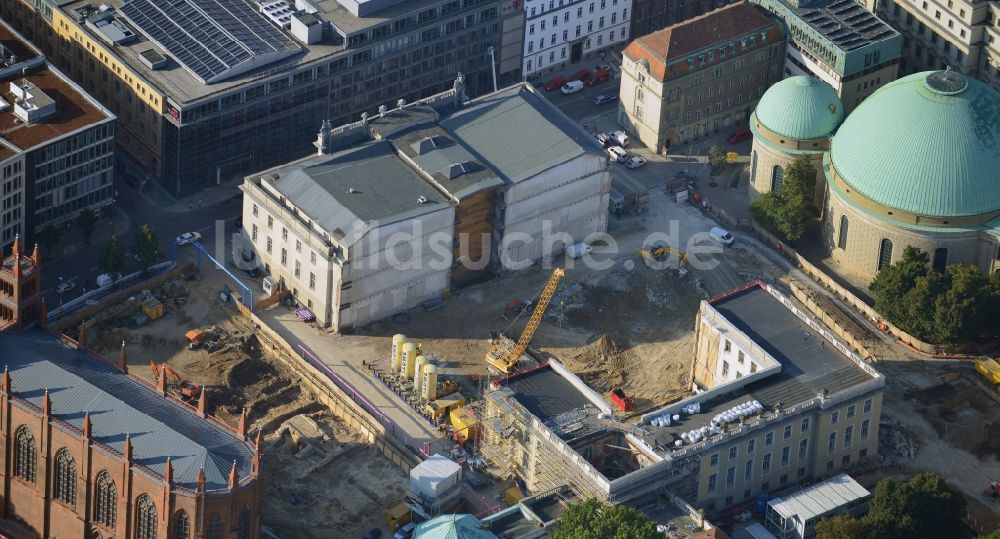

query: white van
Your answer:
[394,523,415,539]
[566,242,593,259]
[609,130,630,147]
[607,146,629,163]
[710,227,735,246]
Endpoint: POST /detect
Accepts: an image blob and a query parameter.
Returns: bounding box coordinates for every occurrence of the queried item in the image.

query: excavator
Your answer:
[639,243,688,276]
[485,268,566,373]
[150,361,202,402]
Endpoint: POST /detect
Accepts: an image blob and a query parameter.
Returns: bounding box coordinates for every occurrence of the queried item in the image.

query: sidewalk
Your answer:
[116,152,243,213]
[42,205,131,264]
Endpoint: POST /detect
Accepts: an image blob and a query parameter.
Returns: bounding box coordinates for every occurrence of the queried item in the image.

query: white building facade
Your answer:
[522,0,633,77]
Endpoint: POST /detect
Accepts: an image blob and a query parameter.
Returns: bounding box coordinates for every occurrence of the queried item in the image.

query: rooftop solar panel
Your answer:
[119,0,300,84]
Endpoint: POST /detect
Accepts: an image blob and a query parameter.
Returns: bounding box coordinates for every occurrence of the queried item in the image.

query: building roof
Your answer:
[0,23,40,64]
[0,67,112,152]
[266,140,451,243]
[829,70,1000,218]
[623,2,778,81]
[415,514,498,539]
[768,474,870,521]
[500,365,596,425]
[0,329,255,491]
[752,76,844,140]
[438,85,590,185]
[393,126,504,200]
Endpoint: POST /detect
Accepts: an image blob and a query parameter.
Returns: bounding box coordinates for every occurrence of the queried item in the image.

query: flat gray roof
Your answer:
[394,126,504,200]
[269,140,451,241]
[793,0,897,52]
[439,85,591,185]
[769,473,870,520]
[501,365,594,425]
[1,329,254,491]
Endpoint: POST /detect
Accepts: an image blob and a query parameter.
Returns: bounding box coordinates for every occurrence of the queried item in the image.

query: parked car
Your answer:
[543,75,567,91]
[566,242,593,259]
[393,523,415,539]
[710,226,735,246]
[595,132,614,148]
[56,281,76,294]
[569,68,591,82]
[587,68,611,86]
[175,231,202,245]
[610,130,630,147]
[626,156,647,169]
[96,273,114,288]
[727,127,752,144]
[594,93,618,106]
[607,146,629,163]
[560,80,585,94]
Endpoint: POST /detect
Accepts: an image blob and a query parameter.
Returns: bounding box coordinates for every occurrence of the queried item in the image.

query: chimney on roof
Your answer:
[123,433,133,462]
[314,120,332,156]
[197,385,207,417]
[453,72,466,109]
[156,363,167,396]
[164,456,173,486]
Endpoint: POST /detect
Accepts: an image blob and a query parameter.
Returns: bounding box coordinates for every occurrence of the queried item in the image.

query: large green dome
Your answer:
[830,71,1000,218]
[753,77,844,140]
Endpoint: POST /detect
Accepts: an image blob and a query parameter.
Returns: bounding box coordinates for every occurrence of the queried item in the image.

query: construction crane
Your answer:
[639,243,688,276]
[485,268,566,373]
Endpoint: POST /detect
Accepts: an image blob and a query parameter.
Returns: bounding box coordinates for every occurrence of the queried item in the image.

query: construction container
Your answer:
[611,388,633,411]
[449,406,478,444]
[391,334,407,373]
[410,454,462,501]
[504,486,524,505]
[385,502,411,530]
[976,358,1000,385]
[422,364,439,400]
[401,343,417,378]
[142,298,164,320]
[413,355,428,389]
[424,391,464,419]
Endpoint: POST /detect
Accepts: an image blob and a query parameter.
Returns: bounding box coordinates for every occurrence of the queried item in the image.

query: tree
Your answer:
[78,208,98,246]
[869,247,931,328]
[708,145,728,178]
[978,531,1000,539]
[37,225,60,257]
[551,498,661,539]
[97,236,125,281]
[815,514,865,539]
[132,224,160,273]
[748,154,817,240]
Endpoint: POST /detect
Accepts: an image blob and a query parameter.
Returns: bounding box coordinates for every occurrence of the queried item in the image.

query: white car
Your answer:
[626,156,647,169]
[607,146,629,163]
[710,226,735,246]
[609,130,630,147]
[175,231,202,245]
[560,80,585,94]
[55,281,75,294]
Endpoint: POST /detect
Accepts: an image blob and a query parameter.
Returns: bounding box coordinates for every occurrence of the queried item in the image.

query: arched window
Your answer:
[14,426,36,483]
[136,495,157,539]
[90,531,102,539]
[933,248,948,272]
[750,151,758,185]
[206,513,224,539]
[54,448,76,506]
[236,506,250,539]
[771,165,784,193]
[94,471,117,529]
[838,215,849,250]
[174,510,191,539]
[878,238,894,271]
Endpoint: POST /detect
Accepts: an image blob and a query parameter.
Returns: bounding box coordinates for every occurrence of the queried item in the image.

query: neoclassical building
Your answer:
[749,70,1000,283]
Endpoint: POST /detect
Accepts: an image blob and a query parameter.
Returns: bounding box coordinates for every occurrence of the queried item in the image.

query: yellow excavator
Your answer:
[485,268,566,373]
[639,243,688,276]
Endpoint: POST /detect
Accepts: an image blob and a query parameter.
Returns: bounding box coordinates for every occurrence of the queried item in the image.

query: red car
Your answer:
[727,127,752,144]
[543,76,567,91]
[569,68,591,82]
[586,68,610,86]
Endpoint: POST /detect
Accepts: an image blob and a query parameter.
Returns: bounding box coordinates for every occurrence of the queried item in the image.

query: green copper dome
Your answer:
[753,77,845,140]
[830,71,1000,218]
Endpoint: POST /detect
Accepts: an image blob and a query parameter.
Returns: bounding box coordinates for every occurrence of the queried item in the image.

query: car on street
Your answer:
[569,68,591,82]
[560,80,584,94]
[594,132,614,148]
[710,226,735,246]
[607,146,629,163]
[543,75,567,91]
[587,68,611,86]
[593,93,618,106]
[727,127,752,144]
[610,130,630,147]
[626,156,647,169]
[175,231,202,245]
[56,281,75,294]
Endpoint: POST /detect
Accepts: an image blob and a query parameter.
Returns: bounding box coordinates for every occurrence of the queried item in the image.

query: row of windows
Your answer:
[529,0,621,18]
[525,27,627,71]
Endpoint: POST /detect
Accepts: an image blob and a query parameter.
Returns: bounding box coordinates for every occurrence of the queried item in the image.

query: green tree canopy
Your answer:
[37,225,60,256]
[708,145,728,178]
[816,473,967,539]
[748,154,817,241]
[551,498,661,539]
[98,236,126,281]
[132,224,160,273]
[78,208,98,246]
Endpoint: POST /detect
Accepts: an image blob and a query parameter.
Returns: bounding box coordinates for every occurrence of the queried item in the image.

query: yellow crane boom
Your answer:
[486,268,566,373]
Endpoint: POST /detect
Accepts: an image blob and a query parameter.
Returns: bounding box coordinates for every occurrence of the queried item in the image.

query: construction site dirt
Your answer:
[73,268,406,538]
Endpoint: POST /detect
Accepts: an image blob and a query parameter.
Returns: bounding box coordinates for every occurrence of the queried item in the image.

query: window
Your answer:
[281,248,287,265]
[252,224,258,242]
[252,204,258,217]
[294,261,301,278]
[295,239,302,253]
[282,227,288,241]
[737,351,745,364]
[838,215,849,249]
[724,340,731,352]
[266,237,272,253]
[802,417,811,432]
[267,216,273,229]
[750,151,758,184]
[861,419,871,440]
[136,495,157,539]
[828,432,837,454]
[747,439,756,454]
[847,404,856,419]
[237,507,250,539]
[729,446,737,460]
[783,425,792,439]
[799,439,808,458]
[842,454,851,466]
[831,411,839,425]
[750,362,757,373]
[309,273,316,290]
[726,466,736,487]
[765,432,774,447]
[762,453,772,474]
[744,459,754,482]
[771,165,784,192]
[859,448,868,460]
[175,511,190,539]
[311,251,317,265]
[722,361,730,377]
[878,239,893,271]
[933,248,948,272]
[844,425,854,447]
[14,426,36,482]
[864,398,872,413]
[710,453,719,467]
[95,471,117,529]
[207,513,224,539]
[708,473,718,493]
[781,446,790,466]
[54,449,76,506]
